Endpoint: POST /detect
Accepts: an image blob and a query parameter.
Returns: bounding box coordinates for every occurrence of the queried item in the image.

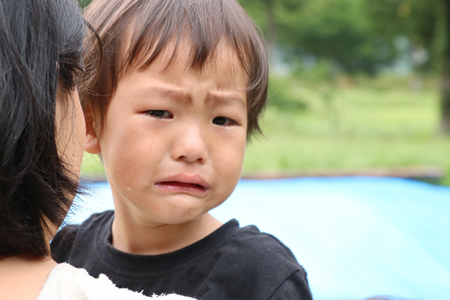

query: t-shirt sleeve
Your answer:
[268,269,313,300]
[51,225,79,263]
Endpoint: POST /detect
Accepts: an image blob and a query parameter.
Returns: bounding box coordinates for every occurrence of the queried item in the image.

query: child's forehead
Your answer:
[123,37,247,80]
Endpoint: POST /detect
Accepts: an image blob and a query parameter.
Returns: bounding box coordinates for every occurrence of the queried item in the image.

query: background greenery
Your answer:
[78,0,450,185]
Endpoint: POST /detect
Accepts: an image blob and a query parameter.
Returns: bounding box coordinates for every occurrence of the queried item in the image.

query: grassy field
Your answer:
[81,75,450,184]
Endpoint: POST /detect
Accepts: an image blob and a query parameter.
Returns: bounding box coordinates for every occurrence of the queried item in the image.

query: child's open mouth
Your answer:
[155,181,208,193]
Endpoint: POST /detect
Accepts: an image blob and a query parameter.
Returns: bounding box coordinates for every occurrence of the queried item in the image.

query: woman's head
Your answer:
[0,0,85,257]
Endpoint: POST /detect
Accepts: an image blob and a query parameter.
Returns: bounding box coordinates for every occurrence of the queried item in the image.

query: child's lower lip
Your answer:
[155,181,208,193]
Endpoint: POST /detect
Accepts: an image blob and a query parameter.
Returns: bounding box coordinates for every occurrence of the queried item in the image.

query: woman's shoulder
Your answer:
[38,263,194,300]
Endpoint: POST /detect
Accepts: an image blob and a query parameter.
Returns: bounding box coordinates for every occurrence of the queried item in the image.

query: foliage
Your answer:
[281,0,392,74]
[363,0,446,73]
[240,0,394,74]
[239,0,450,133]
[268,75,307,112]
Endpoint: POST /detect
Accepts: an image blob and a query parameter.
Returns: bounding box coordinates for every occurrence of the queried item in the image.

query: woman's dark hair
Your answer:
[0,0,85,257]
[81,0,268,139]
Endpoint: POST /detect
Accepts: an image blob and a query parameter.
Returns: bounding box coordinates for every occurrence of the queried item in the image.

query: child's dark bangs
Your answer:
[127,0,256,75]
[103,0,267,138]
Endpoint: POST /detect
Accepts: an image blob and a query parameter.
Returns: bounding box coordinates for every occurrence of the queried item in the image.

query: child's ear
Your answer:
[84,112,101,154]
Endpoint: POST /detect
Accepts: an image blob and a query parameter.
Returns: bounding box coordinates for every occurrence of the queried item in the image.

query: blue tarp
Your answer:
[68,177,450,300]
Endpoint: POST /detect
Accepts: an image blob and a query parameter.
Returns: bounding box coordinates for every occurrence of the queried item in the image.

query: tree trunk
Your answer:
[440,0,450,134]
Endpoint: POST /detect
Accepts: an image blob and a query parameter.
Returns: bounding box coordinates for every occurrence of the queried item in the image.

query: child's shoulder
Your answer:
[51,210,114,263]
[214,219,303,272]
[197,219,312,299]
[231,221,297,257]
[55,210,113,241]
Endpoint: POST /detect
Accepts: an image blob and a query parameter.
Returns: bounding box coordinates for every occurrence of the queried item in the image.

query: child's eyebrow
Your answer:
[132,85,190,102]
[148,86,189,101]
[207,91,246,107]
[135,85,246,107]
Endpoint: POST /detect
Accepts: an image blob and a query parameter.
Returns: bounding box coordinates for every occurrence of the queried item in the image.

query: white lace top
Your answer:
[37,263,195,300]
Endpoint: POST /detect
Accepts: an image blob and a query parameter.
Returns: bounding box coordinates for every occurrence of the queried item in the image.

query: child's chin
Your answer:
[157,204,206,223]
[159,215,202,226]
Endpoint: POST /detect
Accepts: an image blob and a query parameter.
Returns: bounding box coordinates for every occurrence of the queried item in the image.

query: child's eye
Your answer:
[145,110,173,119]
[212,116,237,126]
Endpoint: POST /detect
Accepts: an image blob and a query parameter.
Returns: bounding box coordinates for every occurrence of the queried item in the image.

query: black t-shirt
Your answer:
[52,211,313,300]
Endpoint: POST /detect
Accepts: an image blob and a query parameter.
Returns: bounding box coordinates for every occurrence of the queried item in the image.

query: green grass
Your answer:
[81,75,450,184]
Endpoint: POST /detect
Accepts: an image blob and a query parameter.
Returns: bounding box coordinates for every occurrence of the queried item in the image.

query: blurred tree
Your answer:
[240,0,393,74]
[364,0,441,72]
[441,0,450,133]
[281,0,392,75]
[364,0,450,133]
[239,0,305,67]
[242,0,450,133]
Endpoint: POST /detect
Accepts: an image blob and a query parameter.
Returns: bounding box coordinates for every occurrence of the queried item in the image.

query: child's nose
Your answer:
[171,125,208,163]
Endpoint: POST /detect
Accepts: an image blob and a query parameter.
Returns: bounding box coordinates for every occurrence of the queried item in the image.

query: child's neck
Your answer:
[111,212,222,255]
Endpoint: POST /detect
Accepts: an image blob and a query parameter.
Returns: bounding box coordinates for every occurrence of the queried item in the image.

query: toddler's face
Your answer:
[90,47,248,226]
